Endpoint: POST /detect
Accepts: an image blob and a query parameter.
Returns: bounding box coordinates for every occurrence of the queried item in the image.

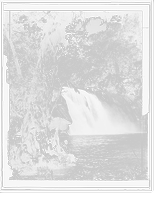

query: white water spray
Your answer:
[62,87,139,135]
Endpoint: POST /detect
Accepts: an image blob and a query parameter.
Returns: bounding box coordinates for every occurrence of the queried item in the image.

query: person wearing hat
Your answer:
[19,144,33,165]
[36,132,46,155]
[48,139,58,155]
[61,139,69,154]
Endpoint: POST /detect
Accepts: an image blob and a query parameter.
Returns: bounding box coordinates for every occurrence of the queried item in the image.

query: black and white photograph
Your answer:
[0,1,153,192]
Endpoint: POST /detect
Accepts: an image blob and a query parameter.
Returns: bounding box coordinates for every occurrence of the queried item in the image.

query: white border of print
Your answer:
[0,0,152,191]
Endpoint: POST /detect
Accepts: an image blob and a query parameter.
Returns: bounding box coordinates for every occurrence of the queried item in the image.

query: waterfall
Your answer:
[62,87,139,135]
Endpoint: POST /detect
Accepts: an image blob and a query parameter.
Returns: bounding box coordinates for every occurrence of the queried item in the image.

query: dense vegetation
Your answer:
[3,11,143,175]
[58,15,142,102]
[3,11,142,120]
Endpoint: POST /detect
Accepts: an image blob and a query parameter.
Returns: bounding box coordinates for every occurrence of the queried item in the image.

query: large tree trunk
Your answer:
[21,26,62,155]
[4,28,22,77]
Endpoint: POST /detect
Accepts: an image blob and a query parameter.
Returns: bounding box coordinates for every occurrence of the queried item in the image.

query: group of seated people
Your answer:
[19,130,78,164]
[44,138,78,162]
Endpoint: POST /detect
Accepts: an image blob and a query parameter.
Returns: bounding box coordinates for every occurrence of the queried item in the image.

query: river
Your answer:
[61,133,148,169]
[11,133,148,180]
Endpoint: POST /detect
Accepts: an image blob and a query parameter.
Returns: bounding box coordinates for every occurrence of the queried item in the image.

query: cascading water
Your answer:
[62,87,139,135]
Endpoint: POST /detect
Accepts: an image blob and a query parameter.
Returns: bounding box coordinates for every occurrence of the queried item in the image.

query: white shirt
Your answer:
[62,144,69,154]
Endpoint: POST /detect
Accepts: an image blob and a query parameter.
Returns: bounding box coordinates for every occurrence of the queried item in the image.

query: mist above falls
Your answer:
[62,87,139,135]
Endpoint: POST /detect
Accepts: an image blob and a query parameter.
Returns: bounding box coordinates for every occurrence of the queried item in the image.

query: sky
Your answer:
[75,18,107,36]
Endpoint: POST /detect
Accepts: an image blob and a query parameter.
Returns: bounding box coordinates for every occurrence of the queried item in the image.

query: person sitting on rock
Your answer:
[36,132,46,156]
[48,139,58,155]
[62,140,78,162]
[19,144,33,165]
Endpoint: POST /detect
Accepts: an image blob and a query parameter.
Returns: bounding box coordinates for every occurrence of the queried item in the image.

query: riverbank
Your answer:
[11,165,148,180]
[10,133,148,180]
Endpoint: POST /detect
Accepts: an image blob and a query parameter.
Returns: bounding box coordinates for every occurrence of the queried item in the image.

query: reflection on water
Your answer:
[21,134,148,180]
[61,134,148,168]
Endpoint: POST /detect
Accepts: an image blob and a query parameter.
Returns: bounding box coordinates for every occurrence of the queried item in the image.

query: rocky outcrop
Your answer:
[49,73,72,130]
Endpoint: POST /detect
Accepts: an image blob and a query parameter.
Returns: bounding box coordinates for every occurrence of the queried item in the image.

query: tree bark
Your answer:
[4,29,22,76]
[22,25,62,155]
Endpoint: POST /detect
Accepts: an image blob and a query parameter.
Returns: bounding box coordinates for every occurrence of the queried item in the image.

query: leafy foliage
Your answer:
[59,14,142,100]
[3,11,142,173]
[4,11,142,172]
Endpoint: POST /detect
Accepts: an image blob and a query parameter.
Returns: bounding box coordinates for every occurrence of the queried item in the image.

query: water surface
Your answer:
[61,134,148,169]
[12,133,148,180]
